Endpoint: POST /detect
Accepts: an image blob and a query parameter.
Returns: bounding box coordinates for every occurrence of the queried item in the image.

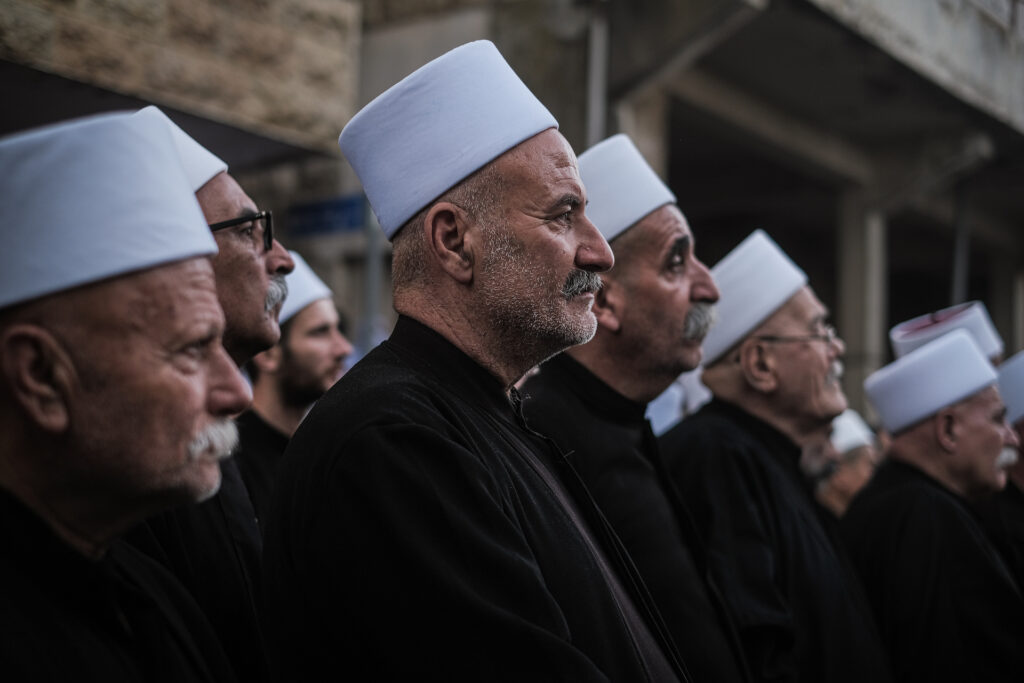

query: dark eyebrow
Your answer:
[667,235,691,261]
[547,193,582,213]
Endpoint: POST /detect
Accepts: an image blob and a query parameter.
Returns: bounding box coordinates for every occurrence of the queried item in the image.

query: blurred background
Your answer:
[2,0,1023,414]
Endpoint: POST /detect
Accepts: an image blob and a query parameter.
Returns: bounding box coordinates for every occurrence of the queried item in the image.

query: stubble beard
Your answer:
[479,223,600,364]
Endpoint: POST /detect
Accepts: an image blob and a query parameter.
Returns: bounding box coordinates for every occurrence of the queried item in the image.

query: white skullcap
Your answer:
[339,40,558,239]
[701,230,808,365]
[865,329,997,434]
[578,134,676,242]
[134,106,227,192]
[890,301,1003,360]
[998,350,1024,425]
[0,112,216,310]
[830,409,874,455]
[279,251,333,324]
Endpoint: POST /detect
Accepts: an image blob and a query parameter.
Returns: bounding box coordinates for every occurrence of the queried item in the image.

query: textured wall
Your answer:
[0,0,361,152]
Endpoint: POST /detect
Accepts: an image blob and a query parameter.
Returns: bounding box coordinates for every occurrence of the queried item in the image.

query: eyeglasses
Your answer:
[208,210,274,252]
[753,324,838,345]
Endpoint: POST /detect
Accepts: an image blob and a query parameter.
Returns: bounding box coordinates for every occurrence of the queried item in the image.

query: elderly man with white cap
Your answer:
[236,251,353,524]
[972,349,1024,592]
[125,106,294,683]
[842,330,1024,682]
[659,230,892,683]
[262,42,692,681]
[0,112,251,680]
[811,409,882,517]
[521,134,751,683]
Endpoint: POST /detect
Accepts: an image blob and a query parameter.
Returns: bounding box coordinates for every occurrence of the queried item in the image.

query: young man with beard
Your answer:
[237,251,353,524]
[521,134,749,683]
[843,331,1024,682]
[0,112,252,680]
[125,107,294,683]
[660,230,892,683]
[262,41,691,682]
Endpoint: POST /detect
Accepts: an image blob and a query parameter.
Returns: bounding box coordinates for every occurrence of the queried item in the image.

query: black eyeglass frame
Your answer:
[752,324,838,345]
[208,210,274,252]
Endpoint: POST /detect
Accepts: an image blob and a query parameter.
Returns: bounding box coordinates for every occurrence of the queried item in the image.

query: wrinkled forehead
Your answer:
[498,129,580,183]
[196,172,257,223]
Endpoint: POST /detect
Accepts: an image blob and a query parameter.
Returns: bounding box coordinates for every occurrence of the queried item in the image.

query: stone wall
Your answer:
[0,0,361,152]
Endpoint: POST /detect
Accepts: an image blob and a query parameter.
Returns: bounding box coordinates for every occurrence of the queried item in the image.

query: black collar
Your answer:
[537,353,648,425]
[385,315,519,419]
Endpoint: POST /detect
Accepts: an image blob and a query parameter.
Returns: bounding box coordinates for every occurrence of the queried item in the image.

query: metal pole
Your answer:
[951,184,970,305]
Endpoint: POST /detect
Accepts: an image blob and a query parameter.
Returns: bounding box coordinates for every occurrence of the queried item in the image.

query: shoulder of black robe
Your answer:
[235,409,291,528]
[659,399,893,683]
[973,479,1024,594]
[842,459,1024,683]
[521,353,750,683]
[124,456,269,683]
[262,316,684,683]
[0,488,237,683]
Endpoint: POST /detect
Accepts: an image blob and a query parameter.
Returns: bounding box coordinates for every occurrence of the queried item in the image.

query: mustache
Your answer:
[562,269,603,299]
[187,419,239,462]
[266,275,288,313]
[827,360,844,383]
[683,302,717,342]
[996,447,1019,470]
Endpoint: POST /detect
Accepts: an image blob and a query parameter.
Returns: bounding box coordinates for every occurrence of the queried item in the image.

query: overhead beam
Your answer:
[666,68,876,185]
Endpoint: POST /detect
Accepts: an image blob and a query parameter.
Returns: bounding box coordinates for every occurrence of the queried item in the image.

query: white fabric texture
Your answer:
[338,40,557,239]
[865,329,997,434]
[279,251,333,324]
[701,229,808,365]
[577,134,675,242]
[0,111,215,309]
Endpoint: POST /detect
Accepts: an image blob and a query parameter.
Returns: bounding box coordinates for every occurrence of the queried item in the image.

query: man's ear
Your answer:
[739,340,778,394]
[934,408,958,453]
[593,279,622,333]
[252,345,282,376]
[0,324,74,433]
[424,201,475,285]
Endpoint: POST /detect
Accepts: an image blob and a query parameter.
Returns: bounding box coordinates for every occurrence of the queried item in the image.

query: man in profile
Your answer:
[127,106,294,683]
[263,41,688,681]
[522,134,749,682]
[844,330,1024,681]
[0,112,251,680]
[237,251,353,523]
[660,230,892,682]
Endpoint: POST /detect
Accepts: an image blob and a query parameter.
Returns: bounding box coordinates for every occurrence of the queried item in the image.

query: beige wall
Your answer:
[0,0,361,152]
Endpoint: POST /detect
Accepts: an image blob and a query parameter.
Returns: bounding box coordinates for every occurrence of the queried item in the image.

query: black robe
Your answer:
[521,353,750,683]
[126,457,269,683]
[842,459,1024,683]
[262,315,687,682]
[660,399,892,683]
[235,409,290,527]
[0,489,237,683]
[974,479,1024,593]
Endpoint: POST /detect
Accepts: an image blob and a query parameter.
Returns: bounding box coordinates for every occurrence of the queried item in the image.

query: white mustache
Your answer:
[996,447,1019,470]
[266,275,288,313]
[827,360,844,384]
[683,303,717,342]
[187,419,239,462]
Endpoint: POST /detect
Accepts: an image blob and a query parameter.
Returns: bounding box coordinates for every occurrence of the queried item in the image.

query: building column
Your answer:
[838,190,888,418]
[614,90,670,177]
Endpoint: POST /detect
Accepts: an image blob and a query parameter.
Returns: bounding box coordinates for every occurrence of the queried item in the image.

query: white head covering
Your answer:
[830,409,875,455]
[279,251,333,324]
[864,329,997,434]
[701,230,808,365]
[998,350,1024,425]
[0,112,216,310]
[338,40,558,239]
[134,106,228,192]
[890,301,1003,361]
[578,134,676,242]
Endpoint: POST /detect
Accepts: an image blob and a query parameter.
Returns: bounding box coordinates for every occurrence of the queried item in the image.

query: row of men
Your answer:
[2,38,1023,683]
